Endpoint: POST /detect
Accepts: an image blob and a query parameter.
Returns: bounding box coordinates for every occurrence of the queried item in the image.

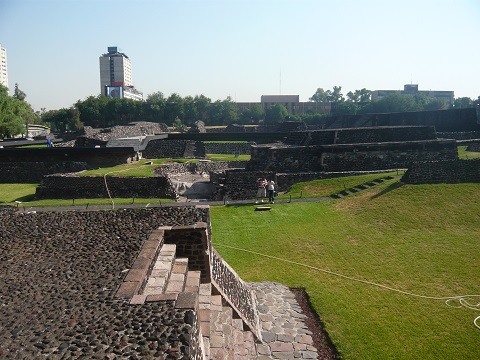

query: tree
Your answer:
[183,96,198,125]
[193,94,211,122]
[332,101,360,115]
[347,88,371,104]
[0,85,28,138]
[265,104,288,124]
[453,97,474,109]
[13,83,27,101]
[361,93,421,113]
[143,91,166,122]
[328,86,344,103]
[42,107,83,132]
[172,117,187,132]
[309,88,331,102]
[164,93,184,124]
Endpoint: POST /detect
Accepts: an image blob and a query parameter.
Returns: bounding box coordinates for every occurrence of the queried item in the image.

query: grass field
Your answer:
[458,145,480,159]
[210,180,480,359]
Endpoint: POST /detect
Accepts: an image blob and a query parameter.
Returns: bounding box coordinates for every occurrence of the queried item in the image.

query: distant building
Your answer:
[99,46,143,101]
[371,84,454,106]
[236,95,331,116]
[0,44,8,89]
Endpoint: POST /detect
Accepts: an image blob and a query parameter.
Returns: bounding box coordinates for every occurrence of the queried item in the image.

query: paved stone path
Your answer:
[250,282,318,359]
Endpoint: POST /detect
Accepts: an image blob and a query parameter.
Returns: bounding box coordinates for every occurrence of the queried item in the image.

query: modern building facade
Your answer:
[99,46,143,101]
[236,95,331,116]
[371,84,454,106]
[0,44,8,89]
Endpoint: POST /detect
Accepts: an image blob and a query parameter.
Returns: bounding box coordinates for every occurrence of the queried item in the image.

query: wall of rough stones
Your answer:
[210,248,260,338]
[163,223,211,283]
[35,175,177,199]
[467,142,480,152]
[247,140,458,173]
[401,159,480,184]
[0,161,88,183]
[312,126,436,145]
[142,139,205,158]
[437,131,480,140]
[155,161,248,177]
[217,169,276,200]
[312,107,479,132]
[0,206,209,358]
[203,142,252,155]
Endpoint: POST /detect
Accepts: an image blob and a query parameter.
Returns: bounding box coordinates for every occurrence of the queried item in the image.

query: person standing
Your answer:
[255,177,267,203]
[267,179,276,204]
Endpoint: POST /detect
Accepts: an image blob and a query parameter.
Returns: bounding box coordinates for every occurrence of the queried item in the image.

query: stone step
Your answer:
[143,243,176,296]
[185,270,201,293]
[164,257,189,294]
[207,294,258,359]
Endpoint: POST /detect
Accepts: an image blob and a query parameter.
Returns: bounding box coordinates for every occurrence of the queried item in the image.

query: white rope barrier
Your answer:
[215,243,480,329]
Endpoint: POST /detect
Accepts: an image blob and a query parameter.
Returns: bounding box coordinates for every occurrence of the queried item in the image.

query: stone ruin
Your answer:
[0,205,327,359]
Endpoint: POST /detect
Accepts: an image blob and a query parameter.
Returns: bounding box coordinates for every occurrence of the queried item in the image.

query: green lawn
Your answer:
[210,180,480,359]
[79,158,194,177]
[458,145,480,159]
[206,154,250,161]
[0,183,173,207]
[279,171,401,199]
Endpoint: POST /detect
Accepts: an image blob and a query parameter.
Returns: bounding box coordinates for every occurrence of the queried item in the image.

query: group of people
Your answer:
[256,177,276,204]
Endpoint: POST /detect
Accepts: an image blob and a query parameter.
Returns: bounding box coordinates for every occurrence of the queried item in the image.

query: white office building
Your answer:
[0,44,8,89]
[99,46,143,101]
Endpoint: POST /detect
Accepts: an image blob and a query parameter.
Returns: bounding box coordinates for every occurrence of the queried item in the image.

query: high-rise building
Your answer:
[0,44,8,89]
[99,46,143,101]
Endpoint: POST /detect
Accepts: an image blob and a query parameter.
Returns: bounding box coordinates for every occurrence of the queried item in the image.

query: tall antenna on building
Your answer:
[279,69,282,95]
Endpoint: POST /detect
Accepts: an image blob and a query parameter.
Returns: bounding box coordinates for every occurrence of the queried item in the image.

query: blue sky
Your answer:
[1,0,479,111]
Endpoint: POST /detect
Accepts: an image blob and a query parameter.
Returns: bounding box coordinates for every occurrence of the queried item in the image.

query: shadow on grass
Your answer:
[370,181,404,200]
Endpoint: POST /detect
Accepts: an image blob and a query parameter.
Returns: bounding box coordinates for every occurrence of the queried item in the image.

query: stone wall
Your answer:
[467,142,480,152]
[275,170,398,192]
[0,161,88,183]
[204,142,252,155]
[35,174,177,199]
[162,223,211,283]
[142,139,205,158]
[247,140,458,173]
[155,161,248,177]
[401,159,480,184]
[313,107,479,132]
[210,248,260,338]
[0,147,138,166]
[437,131,480,140]
[285,126,437,146]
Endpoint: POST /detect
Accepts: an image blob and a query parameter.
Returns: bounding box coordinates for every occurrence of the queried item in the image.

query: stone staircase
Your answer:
[115,227,261,359]
[332,176,395,198]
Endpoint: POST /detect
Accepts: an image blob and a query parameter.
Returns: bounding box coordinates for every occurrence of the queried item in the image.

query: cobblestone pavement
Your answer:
[250,282,319,360]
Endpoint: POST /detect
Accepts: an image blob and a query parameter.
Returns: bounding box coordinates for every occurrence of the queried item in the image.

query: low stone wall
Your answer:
[162,223,211,283]
[220,170,276,200]
[275,170,399,192]
[0,161,88,183]
[248,139,458,173]
[142,139,205,158]
[155,161,248,177]
[35,174,177,199]
[210,248,260,338]
[437,131,480,140]
[294,126,437,146]
[204,142,251,155]
[467,142,480,152]
[401,159,480,184]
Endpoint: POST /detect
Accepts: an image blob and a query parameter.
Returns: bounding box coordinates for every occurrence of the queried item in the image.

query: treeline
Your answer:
[0,84,38,139]
[2,83,480,137]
